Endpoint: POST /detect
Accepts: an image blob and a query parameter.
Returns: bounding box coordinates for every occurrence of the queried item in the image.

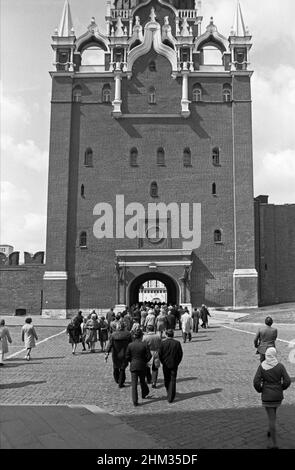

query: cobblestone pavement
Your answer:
[1,321,295,449]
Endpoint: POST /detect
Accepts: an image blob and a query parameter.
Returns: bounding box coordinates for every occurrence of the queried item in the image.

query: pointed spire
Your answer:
[58,0,74,37]
[231,1,247,36]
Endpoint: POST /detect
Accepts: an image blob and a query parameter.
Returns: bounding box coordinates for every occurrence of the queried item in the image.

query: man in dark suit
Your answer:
[105,320,132,387]
[126,329,152,406]
[158,329,183,403]
[254,316,278,362]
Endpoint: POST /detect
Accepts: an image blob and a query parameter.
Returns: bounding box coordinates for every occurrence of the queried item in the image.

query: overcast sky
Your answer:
[1,0,295,254]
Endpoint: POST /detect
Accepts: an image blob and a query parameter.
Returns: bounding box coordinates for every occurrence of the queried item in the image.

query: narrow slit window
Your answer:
[73,86,82,102]
[212,147,220,166]
[192,84,202,102]
[212,182,217,195]
[150,181,158,198]
[157,147,165,166]
[79,231,87,247]
[149,61,156,72]
[81,184,85,198]
[130,147,138,167]
[148,86,156,104]
[223,84,232,102]
[183,147,192,167]
[214,230,222,243]
[102,84,111,103]
[84,148,93,167]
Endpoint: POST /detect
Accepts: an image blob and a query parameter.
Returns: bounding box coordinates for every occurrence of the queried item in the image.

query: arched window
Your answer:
[102,84,111,103]
[148,86,156,104]
[130,147,138,167]
[223,84,232,102]
[192,84,202,102]
[157,147,165,166]
[212,147,220,166]
[84,148,93,167]
[212,182,217,195]
[183,147,192,167]
[73,86,82,102]
[149,61,156,71]
[81,184,85,198]
[79,231,87,247]
[214,229,222,243]
[150,181,158,198]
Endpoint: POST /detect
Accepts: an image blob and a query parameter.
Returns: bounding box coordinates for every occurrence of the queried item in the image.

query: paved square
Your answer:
[1,317,295,449]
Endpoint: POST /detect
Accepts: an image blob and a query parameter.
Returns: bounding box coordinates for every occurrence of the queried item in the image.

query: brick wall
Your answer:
[255,198,295,305]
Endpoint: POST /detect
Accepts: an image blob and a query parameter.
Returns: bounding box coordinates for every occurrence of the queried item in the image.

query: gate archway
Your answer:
[128,272,179,307]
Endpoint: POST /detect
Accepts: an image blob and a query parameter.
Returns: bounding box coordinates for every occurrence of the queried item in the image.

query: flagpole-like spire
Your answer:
[231,0,247,36]
[58,0,74,37]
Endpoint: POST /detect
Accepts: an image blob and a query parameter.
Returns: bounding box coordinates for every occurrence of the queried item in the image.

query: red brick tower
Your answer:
[42,0,257,318]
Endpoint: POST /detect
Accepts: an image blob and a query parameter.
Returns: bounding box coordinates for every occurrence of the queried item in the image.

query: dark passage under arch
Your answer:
[128,272,179,307]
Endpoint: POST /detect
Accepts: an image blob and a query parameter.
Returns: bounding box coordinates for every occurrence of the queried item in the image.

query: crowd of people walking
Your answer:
[0,306,292,448]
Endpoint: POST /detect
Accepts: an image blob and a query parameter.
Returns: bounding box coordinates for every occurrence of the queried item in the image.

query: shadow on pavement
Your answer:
[140,387,223,407]
[206,352,227,356]
[120,404,295,449]
[8,356,65,361]
[0,381,47,389]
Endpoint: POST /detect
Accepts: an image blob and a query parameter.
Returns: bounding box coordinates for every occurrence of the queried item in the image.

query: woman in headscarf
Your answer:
[0,319,12,365]
[98,316,109,352]
[66,316,82,355]
[253,347,291,449]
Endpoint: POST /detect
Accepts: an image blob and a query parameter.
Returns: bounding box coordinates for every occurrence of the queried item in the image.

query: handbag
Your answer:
[153,351,160,368]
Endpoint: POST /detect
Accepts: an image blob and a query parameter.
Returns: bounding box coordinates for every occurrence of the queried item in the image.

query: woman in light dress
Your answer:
[0,319,12,366]
[21,317,38,361]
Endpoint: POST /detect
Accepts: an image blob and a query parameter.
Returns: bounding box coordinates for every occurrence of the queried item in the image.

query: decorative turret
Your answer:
[52,0,76,72]
[229,1,252,71]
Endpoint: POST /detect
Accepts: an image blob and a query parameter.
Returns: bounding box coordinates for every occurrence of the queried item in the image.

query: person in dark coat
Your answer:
[158,329,183,403]
[105,321,132,387]
[254,316,278,362]
[200,304,211,328]
[98,316,109,352]
[191,308,200,333]
[166,310,177,330]
[143,325,162,388]
[126,329,151,406]
[106,308,115,330]
[253,347,291,449]
[66,317,82,354]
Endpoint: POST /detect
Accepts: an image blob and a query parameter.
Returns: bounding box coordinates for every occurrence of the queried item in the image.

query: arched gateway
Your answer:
[114,249,193,312]
[128,272,179,306]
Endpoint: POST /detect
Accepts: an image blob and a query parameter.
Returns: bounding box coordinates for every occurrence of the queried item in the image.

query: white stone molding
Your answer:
[181,67,190,117]
[233,269,258,278]
[117,261,193,267]
[116,249,193,257]
[112,65,122,116]
[127,10,177,76]
[194,18,228,52]
[43,271,68,280]
[75,18,110,53]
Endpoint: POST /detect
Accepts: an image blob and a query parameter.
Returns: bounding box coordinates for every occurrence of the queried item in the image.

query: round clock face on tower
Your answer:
[146,225,165,244]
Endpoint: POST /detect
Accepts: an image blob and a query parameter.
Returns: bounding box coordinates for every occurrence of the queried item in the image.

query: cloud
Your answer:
[24,213,47,232]
[1,134,48,172]
[0,85,31,133]
[1,181,30,204]
[254,149,295,203]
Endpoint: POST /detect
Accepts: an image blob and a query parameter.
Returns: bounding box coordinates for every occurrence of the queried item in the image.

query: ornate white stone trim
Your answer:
[117,261,193,267]
[43,271,68,280]
[127,14,177,75]
[115,249,192,257]
[233,269,258,278]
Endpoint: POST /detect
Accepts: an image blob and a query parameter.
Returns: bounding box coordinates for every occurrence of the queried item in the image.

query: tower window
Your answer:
[212,182,217,195]
[81,184,85,198]
[149,61,156,72]
[102,84,111,103]
[157,147,165,166]
[183,147,192,167]
[223,84,232,102]
[148,87,156,104]
[150,181,158,198]
[130,147,138,167]
[84,148,93,167]
[192,86,202,102]
[212,147,220,166]
[73,86,82,102]
[79,231,87,248]
[214,230,222,243]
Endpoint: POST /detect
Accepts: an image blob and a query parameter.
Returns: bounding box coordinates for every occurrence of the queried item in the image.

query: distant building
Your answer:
[0,245,14,257]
